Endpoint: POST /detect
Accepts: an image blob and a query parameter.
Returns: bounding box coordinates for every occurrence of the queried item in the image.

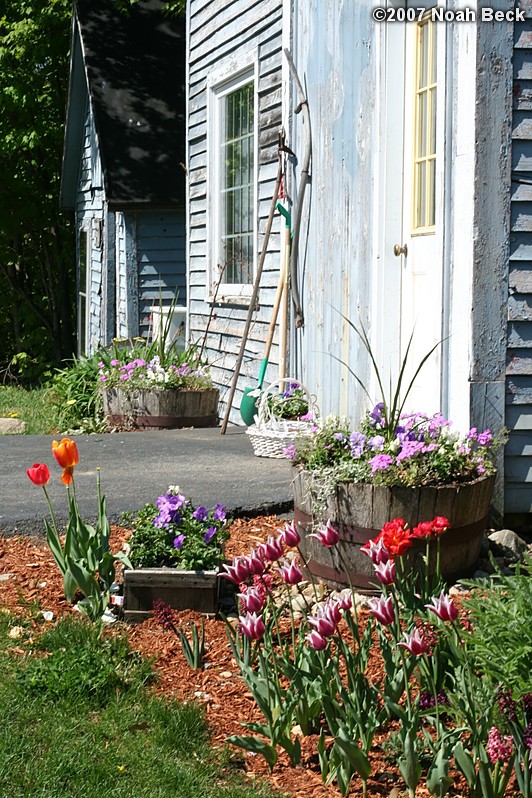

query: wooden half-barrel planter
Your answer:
[123,568,220,623]
[292,468,496,592]
[103,387,219,430]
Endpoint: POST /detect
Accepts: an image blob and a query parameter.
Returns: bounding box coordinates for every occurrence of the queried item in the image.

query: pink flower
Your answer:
[238,612,266,640]
[336,592,353,612]
[220,556,251,584]
[305,630,328,650]
[373,559,396,586]
[247,548,266,576]
[361,536,390,565]
[398,627,430,656]
[308,604,337,638]
[425,591,459,622]
[238,586,266,614]
[279,520,301,548]
[277,558,303,585]
[324,598,343,626]
[258,535,284,562]
[309,518,339,547]
[368,595,395,627]
[486,727,514,764]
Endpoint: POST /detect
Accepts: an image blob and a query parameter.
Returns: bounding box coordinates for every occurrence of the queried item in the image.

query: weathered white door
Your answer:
[378,7,447,415]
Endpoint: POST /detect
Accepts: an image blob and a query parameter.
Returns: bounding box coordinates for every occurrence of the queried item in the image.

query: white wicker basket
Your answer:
[246,378,316,458]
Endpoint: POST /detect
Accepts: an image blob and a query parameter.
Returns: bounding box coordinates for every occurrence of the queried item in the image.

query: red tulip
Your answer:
[26,463,50,486]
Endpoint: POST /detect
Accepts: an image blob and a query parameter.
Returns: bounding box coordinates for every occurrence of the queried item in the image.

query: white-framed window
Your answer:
[208,55,258,301]
[78,227,89,355]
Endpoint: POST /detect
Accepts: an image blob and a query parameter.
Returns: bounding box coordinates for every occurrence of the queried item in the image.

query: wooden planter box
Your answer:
[123,568,220,623]
[293,468,496,592]
[103,387,219,430]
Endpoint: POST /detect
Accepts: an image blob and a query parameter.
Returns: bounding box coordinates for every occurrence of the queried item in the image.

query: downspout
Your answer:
[284,47,311,329]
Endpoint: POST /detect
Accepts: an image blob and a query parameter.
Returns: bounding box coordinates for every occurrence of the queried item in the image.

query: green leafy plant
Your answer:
[153,601,206,670]
[264,381,310,420]
[50,352,106,432]
[126,487,229,571]
[26,439,132,622]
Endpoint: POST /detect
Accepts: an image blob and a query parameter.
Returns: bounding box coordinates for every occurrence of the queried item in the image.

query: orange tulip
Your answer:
[52,438,79,469]
[52,438,79,485]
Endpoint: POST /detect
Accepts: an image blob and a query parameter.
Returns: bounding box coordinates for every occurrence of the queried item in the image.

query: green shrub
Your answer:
[462,556,532,693]
[50,352,105,432]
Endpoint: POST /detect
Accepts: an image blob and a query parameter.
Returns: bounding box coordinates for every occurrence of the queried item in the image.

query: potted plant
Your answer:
[99,338,219,430]
[122,487,230,620]
[286,325,504,590]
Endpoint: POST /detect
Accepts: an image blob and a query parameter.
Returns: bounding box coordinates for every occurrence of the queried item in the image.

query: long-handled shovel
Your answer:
[240,203,291,425]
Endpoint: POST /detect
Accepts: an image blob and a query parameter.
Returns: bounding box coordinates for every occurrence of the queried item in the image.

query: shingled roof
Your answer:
[61,0,185,208]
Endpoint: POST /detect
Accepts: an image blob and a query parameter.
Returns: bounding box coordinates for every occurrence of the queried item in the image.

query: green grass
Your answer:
[0,385,61,434]
[0,613,282,798]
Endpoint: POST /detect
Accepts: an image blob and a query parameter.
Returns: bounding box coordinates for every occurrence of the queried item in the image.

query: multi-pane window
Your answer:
[413,15,437,232]
[219,81,254,284]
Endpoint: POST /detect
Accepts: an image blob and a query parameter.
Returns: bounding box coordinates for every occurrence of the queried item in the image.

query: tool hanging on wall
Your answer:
[239,201,292,426]
[283,47,312,329]
[219,156,284,435]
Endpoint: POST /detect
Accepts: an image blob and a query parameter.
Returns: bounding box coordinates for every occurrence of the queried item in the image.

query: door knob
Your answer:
[393,243,408,257]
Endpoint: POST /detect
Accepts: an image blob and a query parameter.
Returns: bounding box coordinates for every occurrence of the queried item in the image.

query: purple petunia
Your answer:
[193,505,208,522]
[213,503,226,522]
[204,526,217,544]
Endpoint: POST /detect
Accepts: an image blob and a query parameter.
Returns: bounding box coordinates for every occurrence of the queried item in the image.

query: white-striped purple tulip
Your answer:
[361,536,391,565]
[277,558,303,585]
[373,559,396,585]
[238,586,266,614]
[368,595,395,627]
[425,591,459,622]
[309,518,339,547]
[258,535,285,562]
[238,611,266,640]
[279,520,301,548]
[398,627,430,656]
[305,629,328,650]
[220,556,251,585]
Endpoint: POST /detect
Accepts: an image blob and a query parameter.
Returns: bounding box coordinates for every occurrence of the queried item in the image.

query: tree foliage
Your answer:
[0,0,75,382]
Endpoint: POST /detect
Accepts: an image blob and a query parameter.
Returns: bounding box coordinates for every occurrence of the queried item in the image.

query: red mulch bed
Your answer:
[0,517,521,798]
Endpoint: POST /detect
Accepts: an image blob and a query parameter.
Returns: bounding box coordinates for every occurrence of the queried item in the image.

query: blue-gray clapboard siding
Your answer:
[506,12,532,513]
[187,0,283,422]
[76,107,106,353]
[137,211,187,338]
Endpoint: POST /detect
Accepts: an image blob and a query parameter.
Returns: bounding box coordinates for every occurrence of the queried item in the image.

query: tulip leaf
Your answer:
[226,735,278,771]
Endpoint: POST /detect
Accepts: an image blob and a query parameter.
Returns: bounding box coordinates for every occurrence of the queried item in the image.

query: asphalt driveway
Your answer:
[1,426,293,536]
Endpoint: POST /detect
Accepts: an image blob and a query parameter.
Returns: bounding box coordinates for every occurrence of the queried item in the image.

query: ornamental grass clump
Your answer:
[221,516,531,797]
[125,487,229,571]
